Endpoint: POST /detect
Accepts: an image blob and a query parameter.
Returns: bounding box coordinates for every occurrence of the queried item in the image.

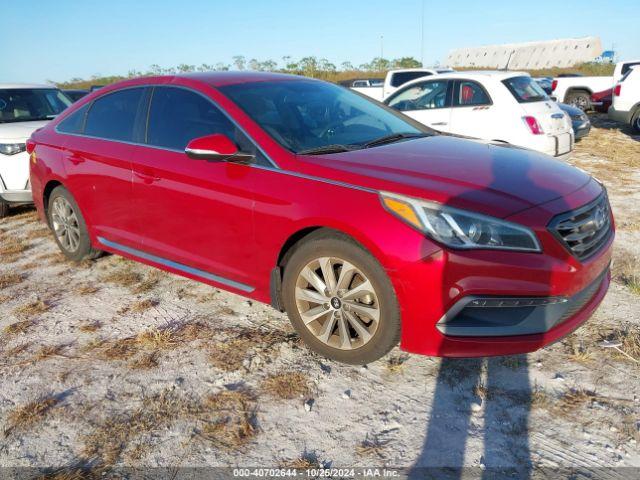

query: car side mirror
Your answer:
[184,134,254,163]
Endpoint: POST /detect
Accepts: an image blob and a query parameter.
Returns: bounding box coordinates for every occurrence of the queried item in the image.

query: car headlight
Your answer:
[0,143,26,155]
[380,191,541,252]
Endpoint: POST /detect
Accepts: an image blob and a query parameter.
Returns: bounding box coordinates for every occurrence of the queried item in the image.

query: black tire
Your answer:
[0,201,8,219]
[47,186,101,262]
[632,110,640,134]
[282,231,400,365]
[565,90,592,111]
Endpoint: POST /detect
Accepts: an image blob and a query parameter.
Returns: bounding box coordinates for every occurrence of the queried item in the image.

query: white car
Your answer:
[551,59,640,110]
[351,68,455,102]
[608,66,640,133]
[0,84,72,217]
[384,71,574,159]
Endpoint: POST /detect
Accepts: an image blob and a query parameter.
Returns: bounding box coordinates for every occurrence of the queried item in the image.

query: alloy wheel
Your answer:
[51,196,81,253]
[294,256,380,350]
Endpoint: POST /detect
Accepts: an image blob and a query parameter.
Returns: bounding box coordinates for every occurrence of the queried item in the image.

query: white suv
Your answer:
[608,66,640,133]
[384,71,574,159]
[0,84,72,217]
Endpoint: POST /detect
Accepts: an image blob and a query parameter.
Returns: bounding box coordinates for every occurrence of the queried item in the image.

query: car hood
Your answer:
[298,135,593,218]
[0,120,50,141]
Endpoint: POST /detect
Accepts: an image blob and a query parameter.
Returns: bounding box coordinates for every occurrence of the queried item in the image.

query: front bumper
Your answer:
[0,176,32,204]
[573,121,591,140]
[390,179,613,357]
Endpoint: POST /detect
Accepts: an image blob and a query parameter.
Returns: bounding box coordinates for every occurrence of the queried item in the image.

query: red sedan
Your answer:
[591,88,613,114]
[27,72,614,364]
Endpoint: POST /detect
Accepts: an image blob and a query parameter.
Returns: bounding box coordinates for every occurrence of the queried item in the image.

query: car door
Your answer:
[385,79,452,132]
[60,87,147,247]
[448,79,495,140]
[129,85,262,290]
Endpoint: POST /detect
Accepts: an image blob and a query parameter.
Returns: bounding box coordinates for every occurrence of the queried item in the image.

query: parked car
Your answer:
[590,88,613,114]
[384,71,574,159]
[0,84,72,217]
[28,72,613,364]
[608,66,640,132]
[63,89,90,102]
[534,77,553,95]
[558,103,591,140]
[351,68,455,101]
[350,79,384,88]
[551,60,640,110]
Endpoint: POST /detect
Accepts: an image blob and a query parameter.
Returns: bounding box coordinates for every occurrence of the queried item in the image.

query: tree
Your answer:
[393,57,422,68]
[232,55,246,70]
[341,61,355,71]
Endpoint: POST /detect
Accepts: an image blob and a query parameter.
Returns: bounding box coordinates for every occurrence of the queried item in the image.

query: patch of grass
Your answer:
[6,342,30,357]
[76,284,99,295]
[612,248,640,294]
[131,271,163,294]
[129,298,159,313]
[261,372,311,400]
[34,344,67,361]
[531,383,551,410]
[13,299,51,317]
[78,321,102,333]
[0,237,29,256]
[136,326,178,349]
[3,395,61,437]
[557,387,598,414]
[3,319,34,335]
[129,351,159,370]
[209,339,252,372]
[26,227,50,240]
[564,337,593,363]
[101,268,143,288]
[0,272,25,288]
[281,453,321,470]
[355,434,389,458]
[386,354,410,373]
[199,390,258,451]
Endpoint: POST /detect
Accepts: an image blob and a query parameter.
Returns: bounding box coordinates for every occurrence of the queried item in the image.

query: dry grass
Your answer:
[129,298,159,313]
[34,344,67,361]
[78,321,102,333]
[75,284,99,296]
[128,351,159,370]
[386,353,410,373]
[531,383,551,409]
[13,299,51,317]
[209,339,252,371]
[26,227,51,240]
[131,271,164,294]
[564,336,594,363]
[612,248,640,295]
[261,372,311,400]
[3,395,62,437]
[355,434,390,458]
[0,272,25,289]
[198,390,258,451]
[281,452,321,469]
[100,268,143,288]
[0,237,30,256]
[3,319,35,335]
[6,342,31,357]
[598,325,640,363]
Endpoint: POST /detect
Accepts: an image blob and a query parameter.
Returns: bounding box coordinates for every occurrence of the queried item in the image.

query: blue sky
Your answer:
[3,0,639,83]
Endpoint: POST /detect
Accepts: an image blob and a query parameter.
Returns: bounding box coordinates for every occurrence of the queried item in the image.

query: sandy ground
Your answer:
[0,114,639,478]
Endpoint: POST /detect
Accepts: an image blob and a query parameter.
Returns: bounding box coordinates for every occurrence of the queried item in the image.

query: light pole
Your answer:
[420,0,425,66]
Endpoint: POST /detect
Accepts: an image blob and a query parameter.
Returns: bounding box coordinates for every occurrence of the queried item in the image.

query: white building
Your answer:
[446,37,603,70]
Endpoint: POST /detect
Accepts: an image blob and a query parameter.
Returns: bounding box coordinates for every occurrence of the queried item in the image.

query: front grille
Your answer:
[548,192,612,261]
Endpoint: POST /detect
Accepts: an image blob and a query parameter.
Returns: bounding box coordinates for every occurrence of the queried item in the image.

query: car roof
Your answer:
[0,83,59,89]
[176,71,310,87]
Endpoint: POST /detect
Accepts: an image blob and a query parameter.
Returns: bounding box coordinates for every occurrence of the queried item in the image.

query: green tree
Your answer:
[393,57,422,68]
[232,55,246,70]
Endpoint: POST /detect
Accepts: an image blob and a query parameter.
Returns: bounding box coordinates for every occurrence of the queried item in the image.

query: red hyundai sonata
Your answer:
[27,72,614,364]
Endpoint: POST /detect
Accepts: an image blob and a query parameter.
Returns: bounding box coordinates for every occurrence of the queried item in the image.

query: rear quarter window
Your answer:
[502,76,549,103]
[84,88,146,142]
[57,104,89,134]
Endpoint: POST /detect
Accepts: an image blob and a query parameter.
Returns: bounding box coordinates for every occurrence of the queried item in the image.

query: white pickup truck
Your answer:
[351,68,454,102]
[551,59,640,110]
[608,66,640,132]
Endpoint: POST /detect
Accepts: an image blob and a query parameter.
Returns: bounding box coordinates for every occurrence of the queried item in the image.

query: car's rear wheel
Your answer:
[632,111,640,133]
[282,231,400,365]
[566,90,591,111]
[47,186,101,262]
[0,201,8,219]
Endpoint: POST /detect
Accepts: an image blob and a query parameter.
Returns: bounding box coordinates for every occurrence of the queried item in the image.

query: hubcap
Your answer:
[51,197,81,253]
[294,256,380,350]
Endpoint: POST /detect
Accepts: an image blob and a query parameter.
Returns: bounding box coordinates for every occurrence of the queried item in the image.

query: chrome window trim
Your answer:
[55,83,279,168]
[97,236,255,293]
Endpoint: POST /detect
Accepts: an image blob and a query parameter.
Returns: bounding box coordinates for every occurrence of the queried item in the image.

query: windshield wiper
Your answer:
[362,132,427,149]
[297,144,356,155]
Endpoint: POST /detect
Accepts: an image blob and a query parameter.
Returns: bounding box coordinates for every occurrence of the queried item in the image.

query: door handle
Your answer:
[431,122,448,126]
[66,153,85,165]
[134,171,161,184]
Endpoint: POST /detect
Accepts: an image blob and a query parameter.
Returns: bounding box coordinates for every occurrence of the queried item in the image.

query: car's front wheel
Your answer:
[47,186,101,262]
[282,231,400,365]
[0,201,8,219]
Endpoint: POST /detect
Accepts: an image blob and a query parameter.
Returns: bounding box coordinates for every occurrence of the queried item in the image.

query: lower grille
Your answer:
[548,192,612,261]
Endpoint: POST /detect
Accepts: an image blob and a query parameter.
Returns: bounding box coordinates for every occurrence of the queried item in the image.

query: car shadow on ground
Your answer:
[410,356,533,479]
[588,113,639,141]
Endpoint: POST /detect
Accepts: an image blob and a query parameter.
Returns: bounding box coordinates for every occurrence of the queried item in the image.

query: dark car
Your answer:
[558,103,591,140]
[63,89,89,102]
[591,88,613,114]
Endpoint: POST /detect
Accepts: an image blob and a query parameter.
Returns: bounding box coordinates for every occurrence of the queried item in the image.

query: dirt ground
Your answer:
[1,114,639,478]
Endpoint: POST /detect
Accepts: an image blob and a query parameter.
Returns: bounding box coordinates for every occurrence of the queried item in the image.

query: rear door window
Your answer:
[84,88,146,142]
[502,76,548,103]
[453,81,491,106]
[387,80,450,111]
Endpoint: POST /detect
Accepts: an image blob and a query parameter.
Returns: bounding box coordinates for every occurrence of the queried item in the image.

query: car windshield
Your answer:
[502,76,549,103]
[0,88,72,123]
[219,80,428,154]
